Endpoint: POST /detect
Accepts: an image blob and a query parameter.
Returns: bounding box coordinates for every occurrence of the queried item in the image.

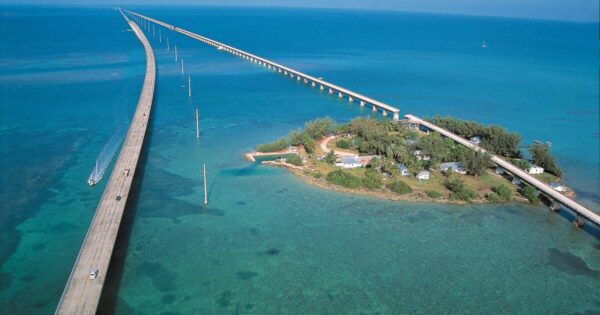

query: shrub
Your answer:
[426,190,443,199]
[286,154,303,166]
[324,151,337,164]
[460,150,491,176]
[363,169,383,190]
[519,184,539,204]
[326,169,362,189]
[492,184,512,201]
[529,143,562,177]
[335,139,351,149]
[444,174,477,201]
[388,180,413,194]
[256,138,289,152]
[313,171,322,179]
[450,188,477,202]
[305,117,336,140]
[487,192,501,202]
[511,159,531,170]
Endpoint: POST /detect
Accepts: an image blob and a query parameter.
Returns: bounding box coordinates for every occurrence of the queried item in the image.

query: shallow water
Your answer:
[0,6,599,314]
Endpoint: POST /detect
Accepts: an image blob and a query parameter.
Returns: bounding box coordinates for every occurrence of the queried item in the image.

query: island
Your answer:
[246,116,570,205]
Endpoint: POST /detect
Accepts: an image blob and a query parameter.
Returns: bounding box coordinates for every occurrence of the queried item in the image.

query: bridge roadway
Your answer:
[126,10,401,121]
[55,11,156,315]
[405,114,600,228]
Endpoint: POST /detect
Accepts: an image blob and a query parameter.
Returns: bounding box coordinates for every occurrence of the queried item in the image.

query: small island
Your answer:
[246,116,569,205]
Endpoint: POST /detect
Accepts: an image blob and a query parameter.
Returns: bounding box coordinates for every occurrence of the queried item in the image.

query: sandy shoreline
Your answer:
[262,160,530,205]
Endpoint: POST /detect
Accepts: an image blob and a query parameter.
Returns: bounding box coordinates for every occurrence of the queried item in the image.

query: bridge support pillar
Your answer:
[297,76,301,81]
[574,215,585,228]
[290,74,294,78]
[284,71,288,76]
[311,82,316,87]
[360,101,365,107]
[372,105,378,112]
[320,85,324,91]
[393,112,400,121]
[338,92,343,98]
[329,88,334,95]
[549,200,561,212]
[348,96,353,102]
[279,68,282,73]
[382,109,388,116]
[304,78,308,84]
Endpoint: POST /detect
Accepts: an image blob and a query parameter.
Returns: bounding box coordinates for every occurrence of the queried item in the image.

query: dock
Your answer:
[55,10,156,315]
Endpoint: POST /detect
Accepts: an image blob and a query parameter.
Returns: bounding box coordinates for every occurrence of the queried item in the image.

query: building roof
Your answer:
[341,156,360,164]
[549,182,564,188]
[418,170,430,176]
[440,162,463,171]
[396,163,408,171]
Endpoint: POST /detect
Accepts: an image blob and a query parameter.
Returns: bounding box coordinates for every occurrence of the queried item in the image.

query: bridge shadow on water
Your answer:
[97,81,158,315]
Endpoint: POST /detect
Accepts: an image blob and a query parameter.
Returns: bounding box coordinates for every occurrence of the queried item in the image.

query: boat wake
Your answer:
[88,130,125,186]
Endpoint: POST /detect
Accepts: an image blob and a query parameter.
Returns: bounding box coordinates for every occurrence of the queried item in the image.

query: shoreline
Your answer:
[261,160,531,205]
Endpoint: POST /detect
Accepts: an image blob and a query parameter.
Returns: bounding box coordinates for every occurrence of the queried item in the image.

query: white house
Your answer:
[413,150,431,161]
[335,156,374,169]
[417,171,430,180]
[527,165,544,175]
[470,136,481,145]
[549,182,568,192]
[396,163,410,176]
[439,162,467,175]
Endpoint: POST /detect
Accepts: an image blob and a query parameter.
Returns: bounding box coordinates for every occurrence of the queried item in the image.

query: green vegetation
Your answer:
[511,158,531,170]
[519,184,539,204]
[444,174,477,202]
[491,184,512,201]
[388,180,413,194]
[426,190,443,199]
[326,169,362,189]
[363,169,383,190]
[286,154,303,166]
[305,117,336,140]
[335,139,351,149]
[324,151,337,164]
[529,143,562,177]
[256,138,289,152]
[430,116,521,158]
[460,150,491,176]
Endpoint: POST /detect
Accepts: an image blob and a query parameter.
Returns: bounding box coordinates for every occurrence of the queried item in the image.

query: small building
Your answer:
[527,165,544,175]
[439,162,467,175]
[417,171,430,180]
[470,136,481,145]
[549,182,568,192]
[335,155,373,169]
[405,139,417,146]
[396,163,410,176]
[413,150,431,161]
[495,166,505,175]
[512,177,521,185]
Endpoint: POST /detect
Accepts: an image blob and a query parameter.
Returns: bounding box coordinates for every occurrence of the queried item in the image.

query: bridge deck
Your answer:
[405,114,600,227]
[126,10,401,117]
[55,12,156,315]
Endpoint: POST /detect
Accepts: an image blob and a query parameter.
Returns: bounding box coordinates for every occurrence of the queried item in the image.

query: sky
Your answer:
[1,0,598,22]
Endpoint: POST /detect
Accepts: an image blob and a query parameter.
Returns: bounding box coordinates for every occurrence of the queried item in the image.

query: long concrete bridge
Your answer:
[125,10,401,121]
[405,114,600,229]
[55,10,156,315]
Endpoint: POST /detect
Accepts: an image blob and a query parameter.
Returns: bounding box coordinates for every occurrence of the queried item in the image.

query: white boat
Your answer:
[481,40,488,48]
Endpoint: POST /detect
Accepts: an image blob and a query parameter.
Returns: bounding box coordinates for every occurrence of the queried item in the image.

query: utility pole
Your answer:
[188,75,191,97]
[203,164,208,205]
[195,108,200,139]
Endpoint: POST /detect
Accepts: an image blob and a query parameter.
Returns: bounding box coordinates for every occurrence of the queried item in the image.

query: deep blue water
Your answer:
[1,5,599,314]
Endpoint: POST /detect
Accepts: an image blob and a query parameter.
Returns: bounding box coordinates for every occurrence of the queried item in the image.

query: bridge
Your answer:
[405,114,600,229]
[55,10,156,315]
[125,10,401,121]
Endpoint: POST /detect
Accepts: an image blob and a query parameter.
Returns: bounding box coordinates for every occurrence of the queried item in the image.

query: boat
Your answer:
[481,40,487,48]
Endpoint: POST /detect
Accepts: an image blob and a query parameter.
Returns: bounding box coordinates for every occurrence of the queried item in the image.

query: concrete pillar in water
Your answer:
[549,200,561,212]
[304,78,308,84]
[338,92,343,98]
[284,71,288,76]
[329,88,334,95]
[348,96,353,102]
[297,76,301,81]
[311,82,316,88]
[372,105,378,112]
[320,85,324,91]
[278,68,282,73]
[360,101,366,107]
[393,112,400,121]
[382,109,388,116]
[574,215,585,228]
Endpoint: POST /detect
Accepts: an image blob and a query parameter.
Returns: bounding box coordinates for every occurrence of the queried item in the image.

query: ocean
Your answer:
[0,5,598,314]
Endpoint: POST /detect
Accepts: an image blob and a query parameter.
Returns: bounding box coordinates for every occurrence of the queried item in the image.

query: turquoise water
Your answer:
[1,6,599,314]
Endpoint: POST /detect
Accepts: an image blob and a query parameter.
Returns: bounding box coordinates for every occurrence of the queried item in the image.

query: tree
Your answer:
[304,117,336,140]
[519,184,539,204]
[492,184,512,201]
[460,150,491,176]
[286,154,303,166]
[388,180,412,194]
[511,158,530,170]
[324,150,337,164]
[529,144,562,177]
[444,173,477,201]
[326,169,362,189]
[256,138,289,152]
[363,169,383,190]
